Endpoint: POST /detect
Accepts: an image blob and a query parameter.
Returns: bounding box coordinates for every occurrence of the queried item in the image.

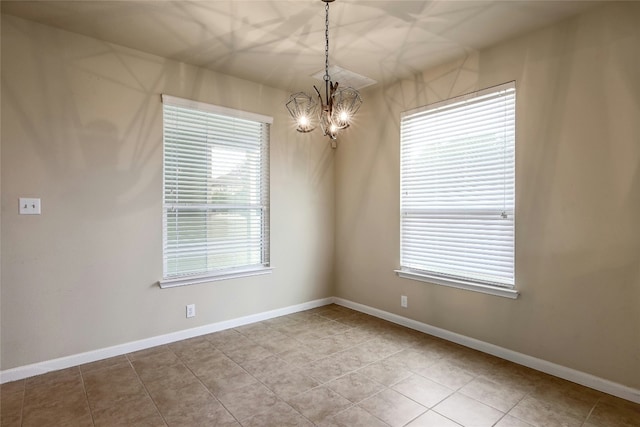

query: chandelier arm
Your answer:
[314,85,324,112]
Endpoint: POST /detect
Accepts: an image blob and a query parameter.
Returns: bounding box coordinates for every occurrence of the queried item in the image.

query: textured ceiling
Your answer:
[2,1,602,93]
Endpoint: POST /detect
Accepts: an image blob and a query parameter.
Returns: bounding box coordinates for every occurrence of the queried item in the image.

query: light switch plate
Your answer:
[19,198,41,215]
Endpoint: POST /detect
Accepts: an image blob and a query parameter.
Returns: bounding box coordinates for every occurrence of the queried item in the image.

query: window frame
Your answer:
[395,82,518,299]
[159,94,272,289]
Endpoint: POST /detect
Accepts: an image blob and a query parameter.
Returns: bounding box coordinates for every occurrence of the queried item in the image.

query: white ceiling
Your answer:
[2,1,603,93]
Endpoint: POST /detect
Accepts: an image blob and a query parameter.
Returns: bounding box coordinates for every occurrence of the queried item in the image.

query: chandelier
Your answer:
[286,0,363,142]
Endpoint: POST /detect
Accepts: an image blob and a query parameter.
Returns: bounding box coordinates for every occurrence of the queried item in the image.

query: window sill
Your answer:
[394,269,519,299]
[159,267,273,289]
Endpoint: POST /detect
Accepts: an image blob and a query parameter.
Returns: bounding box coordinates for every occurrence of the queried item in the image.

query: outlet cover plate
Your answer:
[186,304,196,318]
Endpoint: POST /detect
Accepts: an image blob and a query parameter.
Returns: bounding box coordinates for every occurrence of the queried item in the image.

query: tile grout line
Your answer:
[18,382,26,427]
[501,390,536,427]
[432,411,464,427]
[580,395,602,427]
[327,394,393,427]
[176,354,245,426]
[126,354,170,426]
[489,391,528,427]
[77,368,97,427]
[389,371,455,426]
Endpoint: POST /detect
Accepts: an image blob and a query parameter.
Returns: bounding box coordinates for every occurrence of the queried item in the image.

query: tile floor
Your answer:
[1,304,639,426]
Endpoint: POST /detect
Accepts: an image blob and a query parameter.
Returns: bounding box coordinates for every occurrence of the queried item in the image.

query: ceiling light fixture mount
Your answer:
[286,0,362,146]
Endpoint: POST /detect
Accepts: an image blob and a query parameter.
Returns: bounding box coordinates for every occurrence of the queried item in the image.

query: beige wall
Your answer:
[1,15,335,370]
[336,2,640,389]
[2,2,639,392]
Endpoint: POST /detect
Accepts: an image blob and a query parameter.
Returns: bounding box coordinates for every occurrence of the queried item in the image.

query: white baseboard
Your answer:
[0,297,333,384]
[3,295,638,405]
[332,297,640,404]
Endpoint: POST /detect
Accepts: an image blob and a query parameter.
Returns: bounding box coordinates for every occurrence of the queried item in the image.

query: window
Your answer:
[160,95,272,288]
[397,82,516,298]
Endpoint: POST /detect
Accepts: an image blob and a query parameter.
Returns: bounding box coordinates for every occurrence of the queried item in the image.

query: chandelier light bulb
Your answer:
[286,92,318,133]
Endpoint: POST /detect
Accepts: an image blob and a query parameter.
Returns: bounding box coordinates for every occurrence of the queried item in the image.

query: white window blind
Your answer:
[400,81,515,289]
[162,95,271,281]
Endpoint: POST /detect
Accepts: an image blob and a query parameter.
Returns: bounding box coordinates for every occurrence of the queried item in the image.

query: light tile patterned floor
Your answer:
[1,304,639,426]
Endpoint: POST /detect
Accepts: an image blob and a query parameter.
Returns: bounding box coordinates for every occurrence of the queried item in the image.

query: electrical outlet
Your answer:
[186,304,196,318]
[401,295,408,308]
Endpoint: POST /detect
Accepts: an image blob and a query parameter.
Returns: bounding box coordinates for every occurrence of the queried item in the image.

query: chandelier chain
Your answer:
[324,1,330,81]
